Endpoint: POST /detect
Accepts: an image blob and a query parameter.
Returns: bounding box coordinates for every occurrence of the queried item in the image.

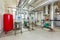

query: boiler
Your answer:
[3,14,13,33]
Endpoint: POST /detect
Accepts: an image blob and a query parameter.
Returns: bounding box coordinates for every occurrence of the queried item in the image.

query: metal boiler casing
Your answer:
[3,14,13,33]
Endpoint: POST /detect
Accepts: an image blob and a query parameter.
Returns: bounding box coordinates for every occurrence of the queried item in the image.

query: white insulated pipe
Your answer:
[31,0,59,11]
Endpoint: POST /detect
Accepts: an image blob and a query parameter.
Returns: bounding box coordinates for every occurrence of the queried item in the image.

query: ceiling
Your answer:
[4,0,60,12]
[4,0,48,8]
[4,0,18,7]
[55,1,60,8]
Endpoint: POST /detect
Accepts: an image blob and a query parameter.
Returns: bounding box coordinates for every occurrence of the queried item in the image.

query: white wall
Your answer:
[0,0,4,33]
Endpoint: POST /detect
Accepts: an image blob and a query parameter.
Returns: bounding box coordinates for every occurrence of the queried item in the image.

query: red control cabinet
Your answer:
[3,14,13,33]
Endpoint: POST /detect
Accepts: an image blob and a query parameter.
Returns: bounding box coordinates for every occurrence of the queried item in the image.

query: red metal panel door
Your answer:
[3,14,13,32]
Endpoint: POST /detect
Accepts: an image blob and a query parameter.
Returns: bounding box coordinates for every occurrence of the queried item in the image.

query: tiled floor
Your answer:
[0,27,60,40]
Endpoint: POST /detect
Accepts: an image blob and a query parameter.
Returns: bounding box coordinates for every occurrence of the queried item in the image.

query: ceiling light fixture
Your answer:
[28,0,32,3]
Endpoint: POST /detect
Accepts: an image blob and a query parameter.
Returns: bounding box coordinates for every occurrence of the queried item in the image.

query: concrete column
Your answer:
[35,12,38,25]
[41,11,44,27]
[0,0,4,33]
[37,12,41,25]
[45,5,48,14]
[50,3,54,28]
[41,11,44,20]
[35,12,38,20]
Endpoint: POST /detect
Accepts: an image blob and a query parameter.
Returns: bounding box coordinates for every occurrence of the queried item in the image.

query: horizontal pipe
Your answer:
[17,0,26,7]
[31,0,59,11]
[17,0,21,7]
[41,20,60,21]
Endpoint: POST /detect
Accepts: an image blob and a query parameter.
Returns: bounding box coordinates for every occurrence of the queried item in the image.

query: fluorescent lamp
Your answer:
[28,0,32,3]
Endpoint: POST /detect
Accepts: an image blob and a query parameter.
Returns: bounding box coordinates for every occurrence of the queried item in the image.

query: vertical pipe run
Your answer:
[45,5,48,14]
[50,3,54,29]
